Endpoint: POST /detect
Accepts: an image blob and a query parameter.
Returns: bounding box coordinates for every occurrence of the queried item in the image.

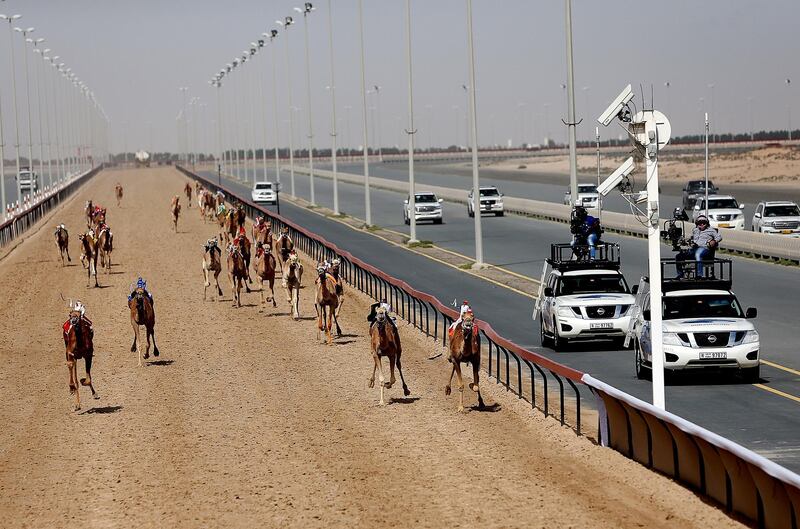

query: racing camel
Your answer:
[445,310,485,412]
[184,182,192,207]
[78,232,99,288]
[91,206,107,231]
[226,206,246,244]
[253,241,277,307]
[202,238,224,301]
[284,252,303,320]
[368,304,410,405]
[314,263,342,345]
[275,227,294,274]
[95,224,113,276]
[330,258,345,331]
[84,200,94,228]
[54,224,71,266]
[170,195,181,232]
[129,279,160,367]
[227,241,250,307]
[115,183,123,207]
[215,203,230,246]
[252,215,272,249]
[62,300,99,411]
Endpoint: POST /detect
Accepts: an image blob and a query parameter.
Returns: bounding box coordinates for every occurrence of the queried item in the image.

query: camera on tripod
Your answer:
[660,207,689,251]
[570,205,587,235]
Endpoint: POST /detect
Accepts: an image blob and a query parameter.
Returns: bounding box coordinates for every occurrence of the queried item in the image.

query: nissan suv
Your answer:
[692,195,745,230]
[404,192,443,224]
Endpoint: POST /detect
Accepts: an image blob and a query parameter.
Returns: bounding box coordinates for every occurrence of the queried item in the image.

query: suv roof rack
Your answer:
[546,243,621,271]
[660,258,733,292]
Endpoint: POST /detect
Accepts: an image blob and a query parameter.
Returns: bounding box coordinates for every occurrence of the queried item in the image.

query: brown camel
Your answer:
[170,195,181,232]
[275,228,294,274]
[129,285,159,367]
[227,242,250,307]
[252,216,272,249]
[78,232,99,288]
[115,183,123,207]
[54,224,71,266]
[95,225,113,276]
[253,241,277,307]
[84,200,94,228]
[445,311,485,412]
[330,258,345,329]
[368,306,410,405]
[202,238,224,301]
[215,205,230,247]
[315,263,342,345]
[62,302,99,411]
[184,182,192,207]
[284,252,303,320]
[91,207,107,232]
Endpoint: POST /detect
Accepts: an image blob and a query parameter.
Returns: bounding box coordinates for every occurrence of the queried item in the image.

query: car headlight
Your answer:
[742,330,759,344]
[662,332,684,346]
[558,307,579,318]
[762,221,774,227]
[619,304,631,316]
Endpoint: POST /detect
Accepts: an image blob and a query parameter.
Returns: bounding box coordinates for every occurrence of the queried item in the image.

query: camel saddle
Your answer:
[63,315,93,339]
[448,320,479,339]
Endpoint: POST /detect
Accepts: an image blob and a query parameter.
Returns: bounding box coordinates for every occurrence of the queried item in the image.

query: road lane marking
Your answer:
[762,360,800,377]
[753,384,800,404]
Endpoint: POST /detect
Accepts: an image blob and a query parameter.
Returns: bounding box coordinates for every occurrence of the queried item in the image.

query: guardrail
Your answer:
[291,165,800,264]
[0,166,103,248]
[178,165,800,529]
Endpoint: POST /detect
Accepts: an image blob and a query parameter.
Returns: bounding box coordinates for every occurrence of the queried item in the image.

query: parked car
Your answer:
[751,201,800,236]
[563,183,599,208]
[467,186,504,217]
[692,195,745,230]
[682,179,718,210]
[17,168,39,193]
[403,192,443,224]
[251,181,277,204]
[630,260,760,382]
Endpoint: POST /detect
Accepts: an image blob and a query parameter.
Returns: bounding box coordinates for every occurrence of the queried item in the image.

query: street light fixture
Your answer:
[404,0,418,243]
[1,14,24,203]
[276,16,296,196]
[326,0,339,214]
[357,0,372,225]
[296,2,317,205]
[265,30,281,185]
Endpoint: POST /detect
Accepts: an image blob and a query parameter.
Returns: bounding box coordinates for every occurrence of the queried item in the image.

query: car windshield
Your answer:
[663,294,744,320]
[557,274,628,295]
[765,205,800,217]
[706,198,739,209]
[415,194,438,203]
[255,183,273,190]
[479,188,499,197]
[688,181,715,191]
[577,184,597,193]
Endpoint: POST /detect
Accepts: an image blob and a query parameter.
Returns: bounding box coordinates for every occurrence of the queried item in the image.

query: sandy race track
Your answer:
[0,167,745,528]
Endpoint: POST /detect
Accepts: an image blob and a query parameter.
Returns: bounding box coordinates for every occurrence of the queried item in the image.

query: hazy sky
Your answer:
[0,0,797,154]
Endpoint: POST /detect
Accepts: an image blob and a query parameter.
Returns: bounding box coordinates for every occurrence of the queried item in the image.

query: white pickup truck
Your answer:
[628,259,760,382]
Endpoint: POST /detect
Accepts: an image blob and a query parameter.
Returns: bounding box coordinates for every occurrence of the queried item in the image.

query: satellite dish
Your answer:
[630,110,671,150]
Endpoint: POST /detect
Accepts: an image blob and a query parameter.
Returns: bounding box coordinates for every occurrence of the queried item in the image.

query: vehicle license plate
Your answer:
[590,323,613,329]
[699,351,727,359]
[718,223,731,228]
[782,230,793,234]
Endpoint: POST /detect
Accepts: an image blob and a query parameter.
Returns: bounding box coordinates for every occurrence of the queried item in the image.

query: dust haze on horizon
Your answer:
[0,0,796,154]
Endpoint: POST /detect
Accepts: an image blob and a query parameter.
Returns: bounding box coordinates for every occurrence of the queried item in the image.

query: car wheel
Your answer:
[404,214,409,225]
[551,318,566,351]
[741,364,761,383]
[539,314,552,347]
[634,340,651,380]
[496,211,504,217]
[434,218,443,224]
[468,208,474,218]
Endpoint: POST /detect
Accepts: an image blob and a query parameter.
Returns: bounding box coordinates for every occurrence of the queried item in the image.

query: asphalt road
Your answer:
[201,166,800,473]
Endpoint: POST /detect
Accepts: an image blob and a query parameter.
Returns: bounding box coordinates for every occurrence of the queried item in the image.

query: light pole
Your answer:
[563,0,578,202]
[178,87,188,163]
[2,13,23,202]
[266,30,281,184]
[30,38,46,184]
[256,39,269,181]
[343,105,352,153]
[373,85,383,161]
[326,0,339,214]
[708,83,715,143]
[18,27,37,185]
[48,57,64,183]
[582,86,590,142]
[357,0,372,225]
[747,97,754,141]
[664,81,671,118]
[466,0,482,266]
[404,0,418,243]
[296,2,316,205]
[786,78,792,141]
[277,16,296,196]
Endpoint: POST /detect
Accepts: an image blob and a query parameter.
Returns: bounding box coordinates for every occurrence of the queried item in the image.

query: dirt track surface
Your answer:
[0,167,745,528]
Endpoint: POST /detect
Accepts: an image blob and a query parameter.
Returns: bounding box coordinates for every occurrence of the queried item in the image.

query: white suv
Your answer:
[630,260,760,382]
[251,181,277,204]
[17,168,38,193]
[563,183,599,208]
[404,192,443,224]
[751,201,800,236]
[467,186,504,217]
[692,195,745,230]
[535,244,634,350]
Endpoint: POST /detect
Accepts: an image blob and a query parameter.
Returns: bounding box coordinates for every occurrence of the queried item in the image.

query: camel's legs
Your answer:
[203,264,209,301]
[259,277,266,305]
[70,360,81,411]
[66,246,71,262]
[67,359,77,394]
[386,354,396,389]
[215,270,223,298]
[326,308,333,346]
[445,363,456,396]
[396,355,411,396]
[471,360,485,409]
[268,278,276,307]
[82,353,99,399]
[143,325,151,360]
[453,362,466,412]
[369,351,378,389]
[132,321,142,367]
[315,304,322,341]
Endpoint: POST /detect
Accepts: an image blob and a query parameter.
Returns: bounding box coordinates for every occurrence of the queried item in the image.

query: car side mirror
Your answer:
[543,287,553,297]
[746,307,758,319]
[739,204,745,209]
[403,199,409,204]
[631,285,639,295]
[694,204,701,210]
[438,198,443,203]
[754,212,762,219]
[642,309,651,321]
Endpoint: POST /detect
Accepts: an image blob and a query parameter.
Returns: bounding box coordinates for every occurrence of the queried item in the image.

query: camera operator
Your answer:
[682,214,721,277]
[570,205,602,259]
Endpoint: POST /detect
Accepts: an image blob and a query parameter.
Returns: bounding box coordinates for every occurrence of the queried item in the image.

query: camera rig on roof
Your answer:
[547,243,621,271]
[659,257,733,292]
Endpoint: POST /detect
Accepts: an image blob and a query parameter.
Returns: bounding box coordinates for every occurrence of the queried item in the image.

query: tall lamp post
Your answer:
[357,0,372,225]
[2,13,23,203]
[276,16,296,196]
[326,0,339,214]
[373,85,383,161]
[465,0,482,266]
[19,27,37,184]
[30,37,46,183]
[786,78,792,141]
[296,2,316,205]
[266,30,281,184]
[404,0,418,243]
[563,0,578,203]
